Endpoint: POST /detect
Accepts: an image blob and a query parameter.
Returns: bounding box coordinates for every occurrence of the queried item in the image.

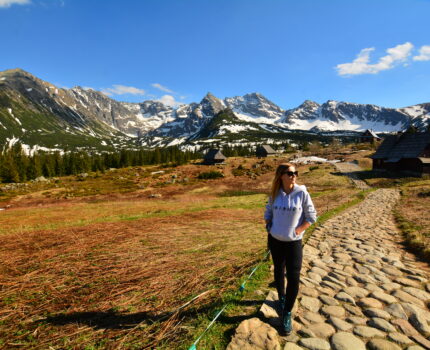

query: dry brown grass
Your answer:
[0,155,362,349]
[395,181,430,259]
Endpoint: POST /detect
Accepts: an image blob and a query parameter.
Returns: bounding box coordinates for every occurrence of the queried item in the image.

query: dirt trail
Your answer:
[227,186,430,349]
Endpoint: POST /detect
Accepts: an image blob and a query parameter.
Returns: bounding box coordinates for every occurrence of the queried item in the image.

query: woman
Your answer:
[264,163,317,335]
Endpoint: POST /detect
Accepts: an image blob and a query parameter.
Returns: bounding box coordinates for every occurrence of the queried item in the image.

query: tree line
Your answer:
[0,144,202,183]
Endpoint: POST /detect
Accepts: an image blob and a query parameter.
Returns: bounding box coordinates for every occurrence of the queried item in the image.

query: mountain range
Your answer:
[0,68,429,152]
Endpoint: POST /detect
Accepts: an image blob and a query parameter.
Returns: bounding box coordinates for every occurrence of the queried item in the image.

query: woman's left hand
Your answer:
[295,228,303,236]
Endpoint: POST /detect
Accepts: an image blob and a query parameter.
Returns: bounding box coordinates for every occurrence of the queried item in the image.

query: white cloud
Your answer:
[413,45,430,61]
[152,83,174,93]
[101,84,145,96]
[0,0,30,8]
[158,94,181,107]
[336,42,414,76]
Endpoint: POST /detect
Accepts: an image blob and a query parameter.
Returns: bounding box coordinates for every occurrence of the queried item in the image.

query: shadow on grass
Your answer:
[43,310,157,330]
[42,298,265,331]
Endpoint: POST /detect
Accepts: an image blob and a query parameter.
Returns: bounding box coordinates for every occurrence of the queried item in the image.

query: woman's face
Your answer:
[281,166,297,188]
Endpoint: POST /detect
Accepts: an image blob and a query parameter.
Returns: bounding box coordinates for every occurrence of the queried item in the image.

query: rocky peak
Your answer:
[199,92,225,116]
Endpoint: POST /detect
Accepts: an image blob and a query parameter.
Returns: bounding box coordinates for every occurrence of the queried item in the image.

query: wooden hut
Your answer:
[256,145,276,157]
[371,132,430,174]
[203,149,227,165]
[359,129,381,143]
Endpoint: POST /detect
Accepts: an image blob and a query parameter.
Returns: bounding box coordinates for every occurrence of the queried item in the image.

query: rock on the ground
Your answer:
[226,318,280,350]
[330,332,366,350]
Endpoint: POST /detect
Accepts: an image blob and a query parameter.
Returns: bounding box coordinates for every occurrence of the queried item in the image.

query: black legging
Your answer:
[268,234,303,312]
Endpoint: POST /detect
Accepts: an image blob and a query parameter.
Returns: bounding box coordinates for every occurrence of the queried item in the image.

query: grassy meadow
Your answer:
[0,152,385,349]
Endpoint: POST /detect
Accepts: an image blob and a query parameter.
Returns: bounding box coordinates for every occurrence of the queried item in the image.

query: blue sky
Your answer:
[1,0,429,109]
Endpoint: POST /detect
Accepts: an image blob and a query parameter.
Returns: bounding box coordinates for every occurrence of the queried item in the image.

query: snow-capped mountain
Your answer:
[1,68,430,151]
[282,100,419,133]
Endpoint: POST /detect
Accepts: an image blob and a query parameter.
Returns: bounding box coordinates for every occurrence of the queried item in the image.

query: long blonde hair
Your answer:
[269,163,295,203]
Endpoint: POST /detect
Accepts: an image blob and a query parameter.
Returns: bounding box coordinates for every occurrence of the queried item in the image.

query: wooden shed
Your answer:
[256,145,276,157]
[359,129,381,143]
[371,132,430,174]
[203,149,227,165]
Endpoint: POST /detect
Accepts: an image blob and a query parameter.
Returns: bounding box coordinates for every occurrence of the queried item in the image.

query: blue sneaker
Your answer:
[282,311,293,335]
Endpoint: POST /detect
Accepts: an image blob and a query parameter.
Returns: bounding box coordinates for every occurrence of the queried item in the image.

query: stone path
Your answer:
[227,188,430,350]
[334,162,369,190]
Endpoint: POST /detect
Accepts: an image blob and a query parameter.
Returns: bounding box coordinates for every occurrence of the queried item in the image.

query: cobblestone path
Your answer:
[227,189,430,350]
[334,162,370,190]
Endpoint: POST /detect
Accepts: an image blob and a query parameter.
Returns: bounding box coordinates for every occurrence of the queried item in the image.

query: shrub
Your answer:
[197,171,224,179]
[417,190,430,198]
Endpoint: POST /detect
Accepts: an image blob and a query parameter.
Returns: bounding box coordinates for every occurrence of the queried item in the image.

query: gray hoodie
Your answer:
[264,184,317,242]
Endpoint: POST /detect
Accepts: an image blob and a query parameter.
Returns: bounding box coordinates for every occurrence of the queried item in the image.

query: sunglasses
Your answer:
[282,171,298,177]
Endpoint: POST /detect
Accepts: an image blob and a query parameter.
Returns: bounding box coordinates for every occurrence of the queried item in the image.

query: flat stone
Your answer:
[367,338,402,350]
[323,275,347,288]
[392,318,430,349]
[357,297,383,309]
[328,316,353,331]
[343,304,364,316]
[392,290,425,307]
[400,303,430,320]
[319,295,339,306]
[284,343,304,350]
[343,286,368,298]
[402,287,430,301]
[308,272,322,283]
[320,280,342,291]
[353,325,386,337]
[316,286,335,297]
[373,274,392,284]
[335,292,355,305]
[302,311,325,324]
[343,266,356,275]
[304,323,336,338]
[226,317,281,350]
[409,312,430,335]
[310,266,329,277]
[355,264,370,274]
[300,296,321,313]
[311,259,328,269]
[354,273,376,284]
[408,276,428,283]
[395,277,422,288]
[329,270,348,281]
[381,282,401,292]
[363,308,391,319]
[301,286,319,298]
[330,331,366,350]
[366,284,384,293]
[298,337,330,350]
[346,316,367,325]
[388,332,413,345]
[283,333,300,343]
[368,317,396,332]
[426,283,430,293]
[320,305,345,318]
[385,303,407,319]
[346,277,358,286]
[371,291,398,304]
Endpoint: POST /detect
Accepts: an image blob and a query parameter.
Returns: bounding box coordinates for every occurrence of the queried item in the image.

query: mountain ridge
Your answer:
[1,68,429,151]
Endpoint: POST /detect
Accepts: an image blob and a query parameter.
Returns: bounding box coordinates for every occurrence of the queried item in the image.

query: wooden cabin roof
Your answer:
[372,132,430,159]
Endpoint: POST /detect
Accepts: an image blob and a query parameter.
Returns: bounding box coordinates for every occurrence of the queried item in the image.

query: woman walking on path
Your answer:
[264,163,317,335]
